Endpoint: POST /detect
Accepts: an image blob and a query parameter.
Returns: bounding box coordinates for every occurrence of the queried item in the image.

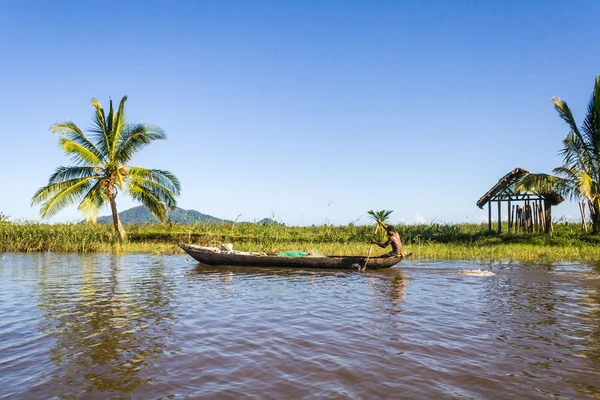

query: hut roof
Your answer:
[476,167,564,209]
[477,168,528,209]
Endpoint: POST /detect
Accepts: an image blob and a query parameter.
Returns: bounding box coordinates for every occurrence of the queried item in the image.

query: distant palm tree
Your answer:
[517,75,600,233]
[32,96,181,242]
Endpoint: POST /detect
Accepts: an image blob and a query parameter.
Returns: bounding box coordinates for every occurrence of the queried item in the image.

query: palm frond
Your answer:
[577,171,594,201]
[83,180,108,209]
[51,120,85,137]
[77,182,108,222]
[51,121,102,160]
[581,96,598,154]
[515,173,560,193]
[106,98,114,145]
[110,96,128,158]
[128,185,169,221]
[517,172,578,202]
[115,123,166,163]
[32,178,95,218]
[78,198,99,222]
[553,165,579,182]
[595,76,600,132]
[32,175,92,205]
[560,131,591,169]
[154,169,181,194]
[47,166,100,184]
[90,98,110,158]
[552,97,586,147]
[58,138,102,165]
[551,166,581,200]
[579,78,600,163]
[127,167,181,195]
[126,171,178,208]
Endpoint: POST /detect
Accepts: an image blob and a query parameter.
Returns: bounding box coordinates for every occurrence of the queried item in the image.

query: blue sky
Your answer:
[1,1,598,226]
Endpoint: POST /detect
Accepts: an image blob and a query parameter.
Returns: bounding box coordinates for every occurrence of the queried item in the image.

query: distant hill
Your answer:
[256,218,278,224]
[97,206,225,225]
[97,206,278,225]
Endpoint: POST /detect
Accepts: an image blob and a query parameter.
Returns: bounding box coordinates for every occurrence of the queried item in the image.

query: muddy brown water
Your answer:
[1,253,599,399]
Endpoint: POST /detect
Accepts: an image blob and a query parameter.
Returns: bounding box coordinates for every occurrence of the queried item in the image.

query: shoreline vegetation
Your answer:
[1,221,600,264]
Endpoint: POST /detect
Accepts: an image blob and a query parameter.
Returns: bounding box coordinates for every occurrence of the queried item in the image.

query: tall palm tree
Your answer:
[32,96,181,242]
[517,75,600,233]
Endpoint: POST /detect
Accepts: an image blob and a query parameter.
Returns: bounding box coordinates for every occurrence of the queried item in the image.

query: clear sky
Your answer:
[1,1,599,226]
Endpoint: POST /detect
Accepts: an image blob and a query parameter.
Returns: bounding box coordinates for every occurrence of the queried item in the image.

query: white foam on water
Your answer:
[456,269,496,276]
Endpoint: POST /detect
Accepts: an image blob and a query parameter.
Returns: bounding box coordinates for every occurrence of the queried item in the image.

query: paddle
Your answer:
[362,219,382,270]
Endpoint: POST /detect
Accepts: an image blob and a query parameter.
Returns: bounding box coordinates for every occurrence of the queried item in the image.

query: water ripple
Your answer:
[1,255,600,398]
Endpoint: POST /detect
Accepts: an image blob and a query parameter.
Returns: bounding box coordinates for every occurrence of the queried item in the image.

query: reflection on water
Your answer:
[8,254,175,398]
[1,254,600,399]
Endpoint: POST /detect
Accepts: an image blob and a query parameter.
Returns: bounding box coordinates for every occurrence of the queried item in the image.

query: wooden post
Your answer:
[523,200,529,233]
[533,202,538,232]
[497,200,502,233]
[539,200,546,232]
[538,200,544,233]
[488,201,492,233]
[508,199,512,233]
[511,205,515,230]
[526,202,533,233]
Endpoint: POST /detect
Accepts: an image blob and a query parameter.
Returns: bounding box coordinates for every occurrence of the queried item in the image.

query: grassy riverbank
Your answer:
[1,220,600,263]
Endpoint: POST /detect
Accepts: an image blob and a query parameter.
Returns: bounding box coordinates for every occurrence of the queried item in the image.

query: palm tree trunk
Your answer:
[544,199,552,234]
[591,200,600,234]
[109,195,126,243]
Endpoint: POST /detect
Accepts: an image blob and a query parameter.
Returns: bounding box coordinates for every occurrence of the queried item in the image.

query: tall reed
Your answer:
[2,220,600,263]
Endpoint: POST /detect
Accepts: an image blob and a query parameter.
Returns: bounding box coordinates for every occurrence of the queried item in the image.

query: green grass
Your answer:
[1,220,599,264]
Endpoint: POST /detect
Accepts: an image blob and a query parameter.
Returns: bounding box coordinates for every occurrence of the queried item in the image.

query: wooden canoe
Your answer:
[179,244,407,270]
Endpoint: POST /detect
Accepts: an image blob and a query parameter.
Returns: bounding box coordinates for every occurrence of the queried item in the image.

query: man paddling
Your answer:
[371,220,402,257]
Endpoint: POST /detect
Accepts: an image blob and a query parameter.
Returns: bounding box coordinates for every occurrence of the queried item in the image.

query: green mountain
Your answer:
[97,206,226,225]
[97,206,277,225]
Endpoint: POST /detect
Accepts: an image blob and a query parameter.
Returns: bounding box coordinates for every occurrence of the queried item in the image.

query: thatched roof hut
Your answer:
[476,168,563,234]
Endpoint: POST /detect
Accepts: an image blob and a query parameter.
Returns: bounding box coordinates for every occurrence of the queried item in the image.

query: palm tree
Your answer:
[517,75,600,233]
[32,96,181,242]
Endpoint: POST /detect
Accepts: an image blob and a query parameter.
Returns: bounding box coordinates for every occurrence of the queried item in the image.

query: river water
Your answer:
[1,253,599,399]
